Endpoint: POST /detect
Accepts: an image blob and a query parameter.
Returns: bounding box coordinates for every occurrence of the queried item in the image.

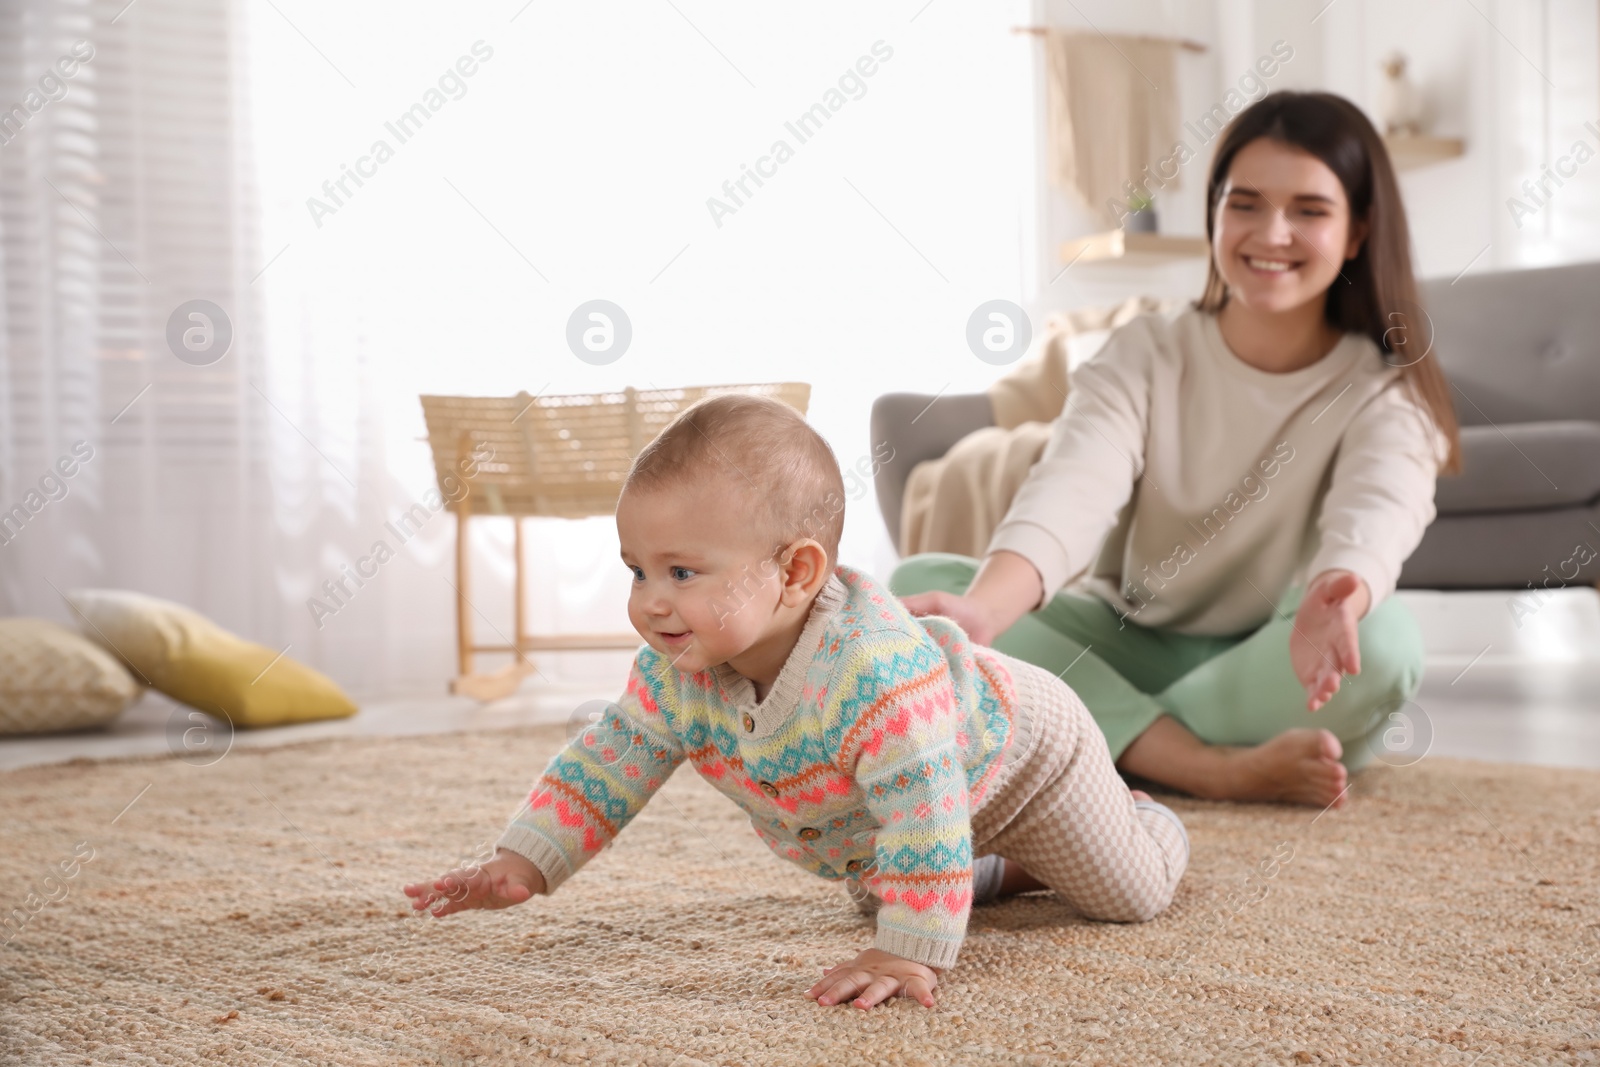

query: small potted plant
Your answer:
[1124,191,1157,233]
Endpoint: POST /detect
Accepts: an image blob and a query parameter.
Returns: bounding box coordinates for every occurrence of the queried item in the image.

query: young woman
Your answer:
[893,90,1460,813]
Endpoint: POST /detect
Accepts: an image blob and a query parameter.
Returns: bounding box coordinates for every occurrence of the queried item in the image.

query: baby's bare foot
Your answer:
[1218,728,1348,809]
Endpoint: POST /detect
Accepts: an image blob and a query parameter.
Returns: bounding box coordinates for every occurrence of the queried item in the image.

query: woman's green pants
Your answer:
[890,553,1427,772]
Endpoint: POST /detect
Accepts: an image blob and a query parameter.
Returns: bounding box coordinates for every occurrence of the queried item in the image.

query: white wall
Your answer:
[248,1,1041,695]
[1323,0,1600,278]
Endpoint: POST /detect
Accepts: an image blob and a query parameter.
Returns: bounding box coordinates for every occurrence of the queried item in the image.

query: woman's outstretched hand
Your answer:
[807,948,940,1010]
[900,590,999,647]
[1290,570,1371,712]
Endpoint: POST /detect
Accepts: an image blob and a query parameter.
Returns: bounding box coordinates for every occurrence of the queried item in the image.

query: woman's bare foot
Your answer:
[1118,716,1350,809]
[1218,728,1348,808]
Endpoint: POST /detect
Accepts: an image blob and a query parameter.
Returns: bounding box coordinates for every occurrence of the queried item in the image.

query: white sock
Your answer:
[972,852,1006,904]
[1134,798,1190,864]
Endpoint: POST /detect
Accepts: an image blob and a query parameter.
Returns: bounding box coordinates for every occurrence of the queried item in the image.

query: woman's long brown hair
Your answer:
[1193,90,1462,474]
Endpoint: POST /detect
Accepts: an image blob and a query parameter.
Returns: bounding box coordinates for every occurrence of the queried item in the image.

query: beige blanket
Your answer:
[900,296,1174,559]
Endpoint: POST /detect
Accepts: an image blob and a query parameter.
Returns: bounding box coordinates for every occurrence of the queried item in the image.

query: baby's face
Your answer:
[616,481,783,675]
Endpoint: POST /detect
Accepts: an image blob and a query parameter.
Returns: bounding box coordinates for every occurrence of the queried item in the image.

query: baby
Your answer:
[403,393,1190,1011]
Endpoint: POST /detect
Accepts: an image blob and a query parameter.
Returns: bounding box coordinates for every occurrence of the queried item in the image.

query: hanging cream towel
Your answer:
[1044,31,1182,225]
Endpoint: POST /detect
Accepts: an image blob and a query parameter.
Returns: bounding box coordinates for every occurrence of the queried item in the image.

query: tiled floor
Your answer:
[3,590,1596,774]
[0,684,601,773]
[1400,588,1600,769]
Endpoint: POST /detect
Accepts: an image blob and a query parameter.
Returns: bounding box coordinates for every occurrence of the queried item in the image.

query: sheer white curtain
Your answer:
[3,0,1035,698]
[1,0,279,641]
[1492,0,1600,267]
[1,0,104,611]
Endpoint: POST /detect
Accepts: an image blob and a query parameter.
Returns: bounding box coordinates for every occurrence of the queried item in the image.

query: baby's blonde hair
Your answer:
[623,393,845,569]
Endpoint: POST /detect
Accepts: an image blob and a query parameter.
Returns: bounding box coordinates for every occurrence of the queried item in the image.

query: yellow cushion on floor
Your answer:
[0,619,141,734]
[65,590,357,728]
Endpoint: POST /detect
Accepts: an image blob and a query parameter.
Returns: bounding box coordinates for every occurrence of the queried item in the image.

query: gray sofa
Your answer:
[871,260,1600,590]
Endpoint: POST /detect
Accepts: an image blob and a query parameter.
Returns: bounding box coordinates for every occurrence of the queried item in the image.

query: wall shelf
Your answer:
[1382,134,1465,171]
[1059,231,1210,265]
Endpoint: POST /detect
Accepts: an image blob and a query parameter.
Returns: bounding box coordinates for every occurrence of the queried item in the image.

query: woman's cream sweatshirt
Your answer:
[987,306,1445,635]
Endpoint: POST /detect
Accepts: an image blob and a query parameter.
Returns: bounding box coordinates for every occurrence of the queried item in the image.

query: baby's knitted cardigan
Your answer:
[495,564,1022,970]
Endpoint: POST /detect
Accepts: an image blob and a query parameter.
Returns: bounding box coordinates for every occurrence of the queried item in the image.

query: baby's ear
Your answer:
[780,543,832,601]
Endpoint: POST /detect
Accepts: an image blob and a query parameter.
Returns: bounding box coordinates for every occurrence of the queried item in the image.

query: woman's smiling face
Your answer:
[1211,136,1368,315]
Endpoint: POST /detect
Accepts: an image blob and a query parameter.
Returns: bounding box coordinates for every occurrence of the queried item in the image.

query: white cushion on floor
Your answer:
[0,618,140,734]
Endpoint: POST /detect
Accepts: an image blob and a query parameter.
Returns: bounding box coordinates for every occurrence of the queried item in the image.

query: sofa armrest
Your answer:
[870,391,996,556]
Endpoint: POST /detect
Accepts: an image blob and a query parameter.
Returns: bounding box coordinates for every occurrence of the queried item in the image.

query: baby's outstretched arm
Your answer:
[402,848,546,918]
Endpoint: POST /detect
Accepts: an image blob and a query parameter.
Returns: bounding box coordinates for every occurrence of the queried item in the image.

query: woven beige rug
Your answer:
[2,725,1596,1066]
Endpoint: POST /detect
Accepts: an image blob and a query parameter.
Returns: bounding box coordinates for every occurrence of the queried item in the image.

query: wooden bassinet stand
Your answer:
[420,382,810,701]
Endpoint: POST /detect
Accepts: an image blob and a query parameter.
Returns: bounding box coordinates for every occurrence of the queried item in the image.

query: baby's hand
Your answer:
[402,848,545,918]
[807,947,940,1010]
